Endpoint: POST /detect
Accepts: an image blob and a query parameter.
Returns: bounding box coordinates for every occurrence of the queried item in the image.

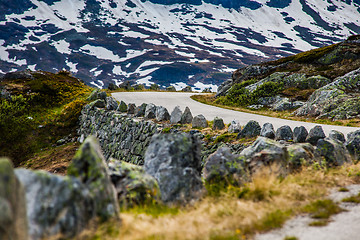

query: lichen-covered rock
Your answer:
[329,130,345,143]
[228,120,241,133]
[106,97,118,111]
[144,133,204,204]
[156,106,170,121]
[181,86,192,92]
[345,130,360,161]
[117,100,128,113]
[316,138,352,167]
[67,136,120,221]
[297,75,332,89]
[166,86,176,91]
[0,158,28,240]
[260,122,275,139]
[144,103,157,119]
[237,120,261,139]
[203,147,247,185]
[134,103,147,117]
[239,137,288,175]
[271,98,304,111]
[212,117,225,130]
[108,158,160,208]
[180,106,193,124]
[170,106,182,124]
[287,143,316,171]
[275,125,293,141]
[15,168,93,240]
[87,89,107,101]
[88,99,106,109]
[127,103,136,114]
[293,126,308,143]
[192,114,208,128]
[306,125,326,145]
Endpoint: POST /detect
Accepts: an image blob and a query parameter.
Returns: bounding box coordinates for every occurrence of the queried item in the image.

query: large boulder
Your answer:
[192,114,208,128]
[329,130,345,143]
[106,97,119,111]
[117,100,127,112]
[287,143,316,171]
[134,103,147,117]
[237,120,261,139]
[16,169,93,240]
[0,158,28,240]
[228,120,241,133]
[271,98,304,111]
[144,103,157,119]
[144,133,204,204]
[316,138,352,167]
[108,159,160,208]
[180,106,193,124]
[345,130,360,161]
[306,125,326,145]
[275,125,293,141]
[212,117,225,130]
[88,99,106,109]
[203,147,247,186]
[293,126,308,143]
[260,122,275,139]
[127,103,136,114]
[170,106,182,124]
[67,136,120,221]
[156,106,170,121]
[87,89,107,101]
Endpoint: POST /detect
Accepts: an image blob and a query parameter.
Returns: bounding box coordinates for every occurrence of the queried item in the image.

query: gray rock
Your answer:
[345,131,360,161]
[170,106,182,124]
[156,106,170,121]
[134,103,147,117]
[106,97,118,110]
[166,86,176,91]
[271,98,304,111]
[192,114,208,128]
[228,120,241,133]
[180,106,193,124]
[108,158,160,208]
[293,126,308,143]
[212,117,225,130]
[347,129,360,141]
[203,147,247,185]
[16,168,93,240]
[298,75,332,89]
[237,120,261,139]
[127,103,136,114]
[287,143,316,171]
[67,136,120,221]
[258,95,282,106]
[88,99,106,109]
[181,86,192,92]
[306,125,326,145]
[247,104,264,110]
[117,100,127,112]
[87,89,107,101]
[316,138,352,167]
[275,125,293,141]
[144,133,204,204]
[144,103,157,119]
[260,123,275,139]
[0,158,28,240]
[329,130,345,143]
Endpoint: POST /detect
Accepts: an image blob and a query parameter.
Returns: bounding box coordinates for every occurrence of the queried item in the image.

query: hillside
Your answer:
[1,0,360,90]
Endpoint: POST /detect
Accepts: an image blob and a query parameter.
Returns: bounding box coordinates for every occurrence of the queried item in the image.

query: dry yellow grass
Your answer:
[82,163,360,240]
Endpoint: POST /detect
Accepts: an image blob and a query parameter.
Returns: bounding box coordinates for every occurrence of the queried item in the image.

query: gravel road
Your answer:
[112,92,359,136]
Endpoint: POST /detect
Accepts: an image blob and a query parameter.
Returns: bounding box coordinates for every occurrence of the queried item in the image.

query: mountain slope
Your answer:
[0,0,360,90]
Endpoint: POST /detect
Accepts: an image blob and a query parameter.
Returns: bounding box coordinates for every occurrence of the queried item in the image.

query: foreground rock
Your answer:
[306,125,326,145]
[345,130,360,161]
[67,136,120,221]
[293,126,308,143]
[180,106,193,124]
[170,106,182,124]
[212,117,225,130]
[228,120,241,133]
[260,122,275,139]
[275,125,293,141]
[316,138,352,167]
[108,159,160,208]
[192,114,208,128]
[156,106,170,121]
[287,143,316,171]
[237,120,261,139]
[0,158,28,240]
[144,133,204,204]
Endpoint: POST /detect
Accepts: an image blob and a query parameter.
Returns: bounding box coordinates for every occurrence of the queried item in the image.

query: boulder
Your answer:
[117,100,128,112]
[16,168,93,240]
[298,75,332,89]
[144,133,204,204]
[144,103,157,119]
[87,89,106,101]
[345,131,360,161]
[287,143,316,171]
[192,114,208,128]
[108,159,160,208]
[293,126,308,143]
[88,99,106,109]
[275,125,293,141]
[156,106,170,121]
[127,103,136,114]
[170,106,182,124]
[306,125,326,145]
[212,117,225,130]
[0,158,28,240]
[134,103,147,117]
[316,138,352,167]
[106,97,118,111]
[329,130,345,143]
[203,147,247,185]
[237,120,261,139]
[272,98,304,111]
[180,106,193,124]
[260,122,275,139]
[228,120,241,133]
[181,86,192,92]
[67,136,120,221]
[166,86,176,91]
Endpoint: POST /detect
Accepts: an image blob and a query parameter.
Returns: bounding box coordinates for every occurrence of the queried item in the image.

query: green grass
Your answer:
[342,193,360,203]
[123,202,180,218]
[303,199,343,226]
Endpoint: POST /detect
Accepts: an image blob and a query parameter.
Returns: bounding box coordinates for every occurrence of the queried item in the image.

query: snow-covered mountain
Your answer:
[0,0,360,90]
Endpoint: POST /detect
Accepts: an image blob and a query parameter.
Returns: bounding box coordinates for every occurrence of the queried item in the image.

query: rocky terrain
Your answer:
[1,0,360,89]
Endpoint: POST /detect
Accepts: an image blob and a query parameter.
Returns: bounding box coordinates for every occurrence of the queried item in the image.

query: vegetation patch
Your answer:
[342,192,360,203]
[303,199,343,226]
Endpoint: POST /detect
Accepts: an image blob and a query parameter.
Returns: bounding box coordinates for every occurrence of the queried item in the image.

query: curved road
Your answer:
[112,92,359,137]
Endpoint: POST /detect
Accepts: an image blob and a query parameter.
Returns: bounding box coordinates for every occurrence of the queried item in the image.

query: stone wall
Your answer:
[78,104,161,165]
